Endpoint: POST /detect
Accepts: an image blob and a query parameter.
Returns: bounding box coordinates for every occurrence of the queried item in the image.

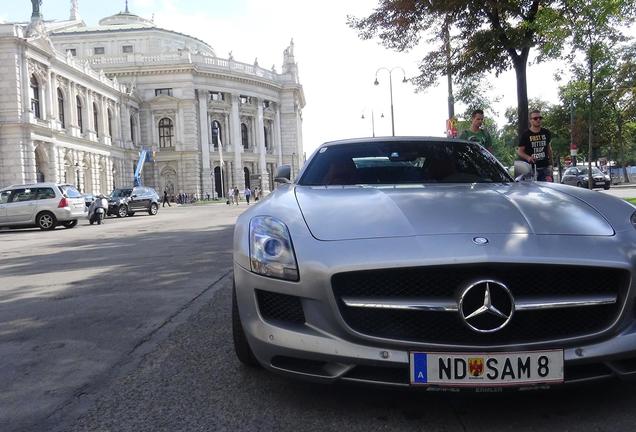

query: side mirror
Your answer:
[274,164,292,184]
[514,160,533,182]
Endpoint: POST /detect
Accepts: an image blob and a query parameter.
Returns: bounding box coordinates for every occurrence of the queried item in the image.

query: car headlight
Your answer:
[250,216,299,281]
[582,176,589,181]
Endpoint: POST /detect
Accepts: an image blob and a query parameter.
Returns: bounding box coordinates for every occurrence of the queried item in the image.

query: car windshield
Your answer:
[111,189,132,198]
[579,167,603,176]
[298,140,512,186]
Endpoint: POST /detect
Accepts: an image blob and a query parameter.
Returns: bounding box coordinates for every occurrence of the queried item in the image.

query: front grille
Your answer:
[256,289,305,325]
[333,264,630,345]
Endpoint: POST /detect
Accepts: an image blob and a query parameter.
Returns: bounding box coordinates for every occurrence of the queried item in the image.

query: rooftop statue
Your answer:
[31,0,42,18]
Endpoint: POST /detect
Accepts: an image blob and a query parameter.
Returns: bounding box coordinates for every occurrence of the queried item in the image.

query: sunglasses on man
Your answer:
[531,116,543,120]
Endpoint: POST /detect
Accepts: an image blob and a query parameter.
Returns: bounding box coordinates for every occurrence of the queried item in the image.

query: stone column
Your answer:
[198,90,213,196]
[256,99,269,193]
[230,94,244,190]
[274,104,283,167]
[48,70,57,127]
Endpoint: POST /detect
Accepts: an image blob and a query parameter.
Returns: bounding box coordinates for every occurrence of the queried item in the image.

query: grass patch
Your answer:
[626,198,636,205]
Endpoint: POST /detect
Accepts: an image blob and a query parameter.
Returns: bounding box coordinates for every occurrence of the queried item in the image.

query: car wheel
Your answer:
[148,203,158,215]
[117,205,128,218]
[576,182,584,188]
[36,211,57,230]
[232,283,260,367]
[62,220,78,229]
[604,184,610,190]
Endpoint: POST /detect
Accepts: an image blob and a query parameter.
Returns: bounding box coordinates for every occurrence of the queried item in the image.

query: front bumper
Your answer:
[234,231,636,388]
[235,262,636,387]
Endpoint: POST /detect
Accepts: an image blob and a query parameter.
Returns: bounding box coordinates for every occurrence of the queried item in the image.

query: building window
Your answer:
[210,91,224,102]
[241,123,249,149]
[107,109,113,136]
[240,95,251,104]
[76,96,83,132]
[264,126,269,150]
[130,115,136,144]
[94,47,105,55]
[159,118,174,148]
[66,48,77,56]
[263,100,271,109]
[57,88,65,128]
[30,75,40,119]
[122,45,133,53]
[211,120,221,148]
[93,102,99,137]
[155,88,173,96]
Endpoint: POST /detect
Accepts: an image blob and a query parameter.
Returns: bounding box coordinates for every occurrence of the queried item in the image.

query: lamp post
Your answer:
[112,167,117,190]
[212,123,224,198]
[374,67,407,136]
[361,110,384,137]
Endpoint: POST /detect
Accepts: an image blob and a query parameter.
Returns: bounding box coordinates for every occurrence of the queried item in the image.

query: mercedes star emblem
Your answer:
[473,237,489,245]
[459,280,515,333]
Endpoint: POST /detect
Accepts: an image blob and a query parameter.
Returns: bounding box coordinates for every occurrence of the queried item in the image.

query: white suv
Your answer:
[0,183,86,230]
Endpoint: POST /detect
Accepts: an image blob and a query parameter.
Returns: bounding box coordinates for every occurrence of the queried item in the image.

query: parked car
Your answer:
[561,166,611,190]
[82,193,95,209]
[232,137,636,391]
[0,182,85,230]
[108,186,160,218]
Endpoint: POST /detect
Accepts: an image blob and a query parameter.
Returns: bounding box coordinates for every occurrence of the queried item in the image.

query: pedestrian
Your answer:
[233,186,240,205]
[254,186,260,201]
[244,187,252,204]
[517,109,554,182]
[162,190,171,207]
[459,109,493,153]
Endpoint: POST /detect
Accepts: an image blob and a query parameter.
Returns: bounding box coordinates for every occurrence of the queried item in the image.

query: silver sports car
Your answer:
[232,137,636,390]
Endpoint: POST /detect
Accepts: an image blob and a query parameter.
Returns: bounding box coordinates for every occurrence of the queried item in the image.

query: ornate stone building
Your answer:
[0,1,305,198]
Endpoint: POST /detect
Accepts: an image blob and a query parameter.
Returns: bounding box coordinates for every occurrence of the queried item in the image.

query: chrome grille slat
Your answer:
[341,293,618,312]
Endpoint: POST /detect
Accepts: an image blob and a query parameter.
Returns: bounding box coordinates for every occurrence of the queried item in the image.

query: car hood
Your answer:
[295,183,614,240]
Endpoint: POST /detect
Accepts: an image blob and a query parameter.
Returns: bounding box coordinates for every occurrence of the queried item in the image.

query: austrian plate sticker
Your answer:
[410,350,564,386]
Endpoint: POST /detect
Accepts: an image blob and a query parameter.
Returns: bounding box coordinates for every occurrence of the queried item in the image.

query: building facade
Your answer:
[0,2,305,198]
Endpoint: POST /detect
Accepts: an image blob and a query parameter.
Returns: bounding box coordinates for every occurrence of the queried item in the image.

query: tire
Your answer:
[604,185,610,190]
[36,212,57,230]
[576,182,584,188]
[148,203,158,216]
[62,220,78,229]
[117,205,128,218]
[232,283,260,367]
[128,212,135,216]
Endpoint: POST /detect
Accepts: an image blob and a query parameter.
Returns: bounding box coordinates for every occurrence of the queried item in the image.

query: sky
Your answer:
[3,0,633,157]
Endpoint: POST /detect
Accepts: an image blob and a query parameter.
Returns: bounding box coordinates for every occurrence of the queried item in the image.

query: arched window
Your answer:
[57,88,65,128]
[264,126,269,150]
[241,123,249,149]
[30,75,41,119]
[130,115,136,144]
[211,120,221,148]
[93,102,99,137]
[159,118,174,148]
[107,109,113,136]
[76,96,84,133]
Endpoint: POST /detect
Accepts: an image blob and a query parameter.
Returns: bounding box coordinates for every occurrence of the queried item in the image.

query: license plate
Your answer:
[595,182,604,185]
[410,350,564,387]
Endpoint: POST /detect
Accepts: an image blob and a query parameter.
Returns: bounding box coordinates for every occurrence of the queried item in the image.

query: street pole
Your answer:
[444,20,454,120]
[375,67,406,137]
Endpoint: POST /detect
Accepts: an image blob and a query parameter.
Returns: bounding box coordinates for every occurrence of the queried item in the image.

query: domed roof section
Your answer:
[98,11,154,27]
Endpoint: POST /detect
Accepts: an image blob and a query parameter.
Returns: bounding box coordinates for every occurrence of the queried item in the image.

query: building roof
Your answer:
[50,10,214,55]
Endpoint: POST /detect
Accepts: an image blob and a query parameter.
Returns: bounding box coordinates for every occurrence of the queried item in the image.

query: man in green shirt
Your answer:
[459,109,493,153]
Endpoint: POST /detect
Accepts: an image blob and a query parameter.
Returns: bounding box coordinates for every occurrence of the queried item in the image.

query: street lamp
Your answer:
[374,67,407,136]
[112,167,116,190]
[212,123,225,198]
[361,110,384,137]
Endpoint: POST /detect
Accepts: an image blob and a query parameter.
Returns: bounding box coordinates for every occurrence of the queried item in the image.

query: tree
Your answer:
[348,1,567,138]
[560,0,636,186]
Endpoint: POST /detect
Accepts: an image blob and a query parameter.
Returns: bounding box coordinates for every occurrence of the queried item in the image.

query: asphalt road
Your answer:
[2,192,636,432]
